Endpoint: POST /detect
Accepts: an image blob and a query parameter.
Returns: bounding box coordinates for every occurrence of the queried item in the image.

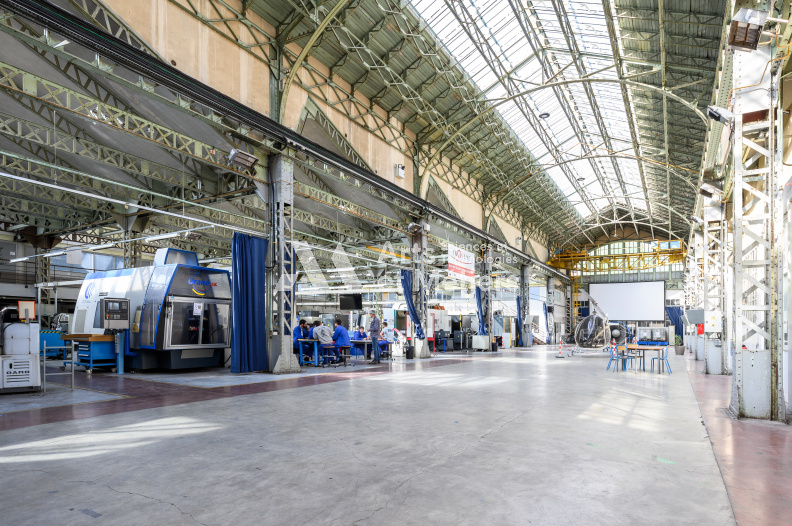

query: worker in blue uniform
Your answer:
[293,319,309,356]
[373,321,392,363]
[351,326,368,358]
[331,319,351,363]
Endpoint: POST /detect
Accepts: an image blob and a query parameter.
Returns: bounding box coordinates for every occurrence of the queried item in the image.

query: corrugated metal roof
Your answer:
[251,0,726,248]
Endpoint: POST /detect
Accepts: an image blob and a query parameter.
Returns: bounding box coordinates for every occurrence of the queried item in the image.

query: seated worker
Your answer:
[308,320,321,339]
[351,326,368,358]
[292,319,309,356]
[312,322,335,363]
[331,319,351,362]
[371,322,392,363]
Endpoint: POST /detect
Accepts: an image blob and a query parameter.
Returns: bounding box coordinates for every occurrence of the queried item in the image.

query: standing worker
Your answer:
[368,309,381,346]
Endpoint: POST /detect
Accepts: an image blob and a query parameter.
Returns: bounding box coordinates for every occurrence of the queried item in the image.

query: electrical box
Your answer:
[394,164,405,178]
[704,310,722,333]
[100,298,130,330]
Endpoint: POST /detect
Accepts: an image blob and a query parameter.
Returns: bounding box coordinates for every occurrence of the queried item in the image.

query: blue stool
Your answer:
[650,347,672,374]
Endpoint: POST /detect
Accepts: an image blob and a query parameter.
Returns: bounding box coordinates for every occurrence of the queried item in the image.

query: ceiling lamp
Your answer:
[228,148,259,169]
[728,8,768,51]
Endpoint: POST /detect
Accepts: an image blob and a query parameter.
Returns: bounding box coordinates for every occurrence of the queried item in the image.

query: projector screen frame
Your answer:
[588,280,666,322]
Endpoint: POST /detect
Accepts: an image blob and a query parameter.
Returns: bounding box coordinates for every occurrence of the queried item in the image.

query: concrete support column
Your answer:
[269,153,300,374]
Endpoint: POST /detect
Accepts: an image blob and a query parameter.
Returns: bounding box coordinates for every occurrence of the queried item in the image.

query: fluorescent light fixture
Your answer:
[41,250,66,258]
[7,224,28,232]
[88,243,116,251]
[228,149,258,169]
[145,232,179,242]
[9,256,29,263]
[327,267,356,273]
[728,8,768,51]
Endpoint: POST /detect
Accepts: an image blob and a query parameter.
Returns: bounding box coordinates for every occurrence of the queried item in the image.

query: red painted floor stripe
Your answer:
[0,357,478,431]
[685,355,792,526]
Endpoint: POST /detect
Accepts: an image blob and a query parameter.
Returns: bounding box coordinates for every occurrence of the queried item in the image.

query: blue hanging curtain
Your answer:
[516,296,524,347]
[665,307,683,342]
[543,302,550,344]
[231,232,269,373]
[400,269,425,339]
[475,286,487,335]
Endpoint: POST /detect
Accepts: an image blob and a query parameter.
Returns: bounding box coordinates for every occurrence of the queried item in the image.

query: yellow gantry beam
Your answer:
[548,240,686,273]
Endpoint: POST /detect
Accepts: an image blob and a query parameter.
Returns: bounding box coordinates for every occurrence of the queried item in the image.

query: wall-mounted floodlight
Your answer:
[407,222,423,233]
[706,105,734,126]
[690,216,705,225]
[699,182,722,199]
[728,8,768,51]
[228,148,258,169]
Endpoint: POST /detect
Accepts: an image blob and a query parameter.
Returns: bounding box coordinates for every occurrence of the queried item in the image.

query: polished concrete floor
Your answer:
[0,348,737,525]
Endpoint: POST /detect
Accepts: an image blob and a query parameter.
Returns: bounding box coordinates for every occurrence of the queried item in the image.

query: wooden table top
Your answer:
[61,333,115,342]
[627,344,667,350]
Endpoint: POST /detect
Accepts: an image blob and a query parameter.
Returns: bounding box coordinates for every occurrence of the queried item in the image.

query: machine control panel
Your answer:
[100,298,130,330]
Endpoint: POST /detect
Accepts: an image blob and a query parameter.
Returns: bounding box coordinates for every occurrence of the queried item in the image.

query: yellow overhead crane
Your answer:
[548,240,687,330]
[547,240,687,273]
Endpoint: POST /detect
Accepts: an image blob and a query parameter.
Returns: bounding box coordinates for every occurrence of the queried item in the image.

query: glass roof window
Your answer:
[410,0,648,226]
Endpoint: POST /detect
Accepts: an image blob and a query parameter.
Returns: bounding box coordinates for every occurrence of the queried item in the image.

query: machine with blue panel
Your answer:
[73,248,232,370]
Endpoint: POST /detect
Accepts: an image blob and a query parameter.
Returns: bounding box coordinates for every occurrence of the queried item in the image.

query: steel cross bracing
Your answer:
[702,201,727,375]
[0,9,541,254]
[0,151,269,232]
[731,107,785,421]
[0,9,273,173]
[0,1,568,280]
[0,61,258,179]
[55,0,576,248]
[599,0,656,237]
[324,0,580,241]
[287,0,582,242]
[164,0,414,155]
[443,0,604,239]
[506,0,626,231]
[427,176,460,219]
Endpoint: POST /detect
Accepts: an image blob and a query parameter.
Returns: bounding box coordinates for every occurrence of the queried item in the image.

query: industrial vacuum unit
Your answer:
[73,248,231,370]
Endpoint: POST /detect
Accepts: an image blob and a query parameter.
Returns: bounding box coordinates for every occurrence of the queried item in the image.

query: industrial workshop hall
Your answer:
[0,1,790,525]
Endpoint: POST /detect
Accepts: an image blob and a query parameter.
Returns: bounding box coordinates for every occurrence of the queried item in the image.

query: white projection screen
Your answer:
[588,281,665,321]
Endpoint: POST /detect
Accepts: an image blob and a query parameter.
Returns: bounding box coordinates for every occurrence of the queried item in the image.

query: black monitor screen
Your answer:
[339,294,363,310]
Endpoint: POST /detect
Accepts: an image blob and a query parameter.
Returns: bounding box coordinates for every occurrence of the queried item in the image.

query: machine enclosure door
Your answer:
[165,299,230,350]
